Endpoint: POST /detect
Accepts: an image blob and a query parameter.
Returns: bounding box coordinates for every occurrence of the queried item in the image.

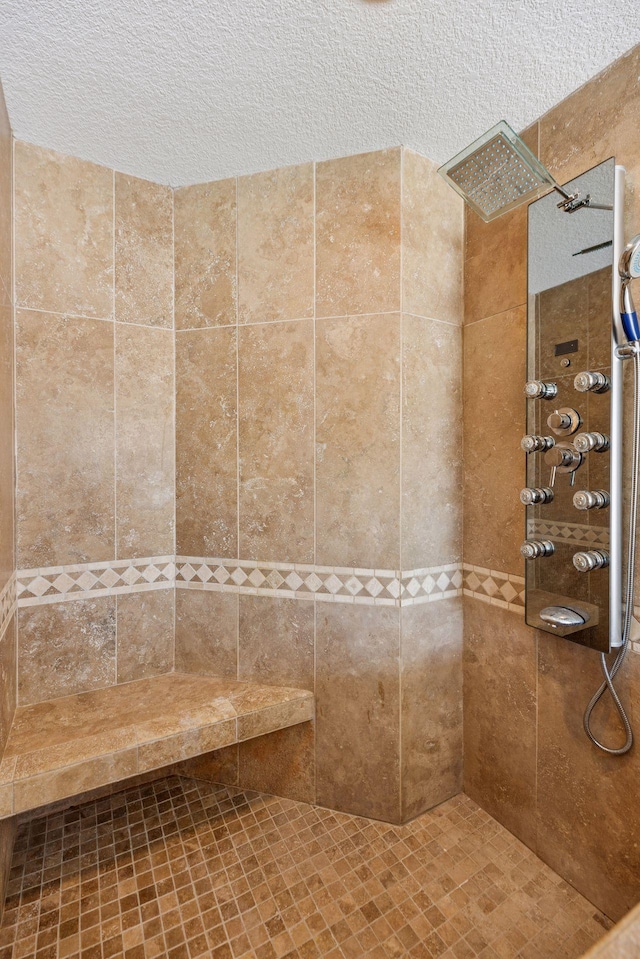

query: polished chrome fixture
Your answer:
[440,130,638,756]
[438,121,613,223]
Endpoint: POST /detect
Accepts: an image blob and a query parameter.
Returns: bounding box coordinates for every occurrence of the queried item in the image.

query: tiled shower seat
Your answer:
[0,673,314,819]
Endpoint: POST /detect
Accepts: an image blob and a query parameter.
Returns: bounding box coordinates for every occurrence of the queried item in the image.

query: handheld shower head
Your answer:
[619,235,640,343]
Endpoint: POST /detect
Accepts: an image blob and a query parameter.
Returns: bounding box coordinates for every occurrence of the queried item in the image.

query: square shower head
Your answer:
[438,121,557,222]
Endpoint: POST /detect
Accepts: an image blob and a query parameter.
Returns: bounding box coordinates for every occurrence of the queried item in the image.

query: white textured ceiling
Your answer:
[0,0,638,186]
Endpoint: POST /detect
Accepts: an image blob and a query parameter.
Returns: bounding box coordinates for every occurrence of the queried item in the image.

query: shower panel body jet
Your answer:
[523,158,621,656]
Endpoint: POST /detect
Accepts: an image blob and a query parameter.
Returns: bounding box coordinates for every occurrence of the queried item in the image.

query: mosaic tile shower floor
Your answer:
[0,777,612,959]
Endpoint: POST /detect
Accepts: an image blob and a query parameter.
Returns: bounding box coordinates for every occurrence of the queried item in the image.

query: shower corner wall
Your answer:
[462,43,640,921]
[6,137,465,830]
[172,145,465,824]
[0,76,17,919]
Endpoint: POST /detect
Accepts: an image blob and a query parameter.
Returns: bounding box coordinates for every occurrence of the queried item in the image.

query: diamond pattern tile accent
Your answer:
[0,777,611,959]
[0,574,16,642]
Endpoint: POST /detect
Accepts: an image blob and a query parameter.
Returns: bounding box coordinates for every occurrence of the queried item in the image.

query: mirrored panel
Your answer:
[525,158,615,652]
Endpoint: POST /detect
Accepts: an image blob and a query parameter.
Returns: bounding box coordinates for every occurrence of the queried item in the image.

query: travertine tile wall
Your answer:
[174,147,464,823]
[463,44,640,920]
[12,141,176,706]
[0,76,16,918]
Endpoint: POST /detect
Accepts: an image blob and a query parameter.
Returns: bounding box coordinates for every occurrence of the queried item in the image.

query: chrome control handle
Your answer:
[520,487,554,506]
[544,444,582,488]
[574,371,611,394]
[574,431,610,453]
[573,549,610,572]
[521,540,555,560]
[524,380,558,400]
[521,434,555,453]
[547,407,581,436]
[573,489,610,511]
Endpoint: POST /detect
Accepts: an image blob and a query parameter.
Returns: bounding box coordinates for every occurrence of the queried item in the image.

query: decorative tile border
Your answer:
[176,557,463,607]
[15,556,463,610]
[462,564,525,614]
[527,518,609,548]
[0,573,17,641]
[16,557,175,607]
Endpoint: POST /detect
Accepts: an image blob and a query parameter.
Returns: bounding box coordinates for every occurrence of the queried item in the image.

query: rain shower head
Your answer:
[438,121,556,222]
[439,120,613,222]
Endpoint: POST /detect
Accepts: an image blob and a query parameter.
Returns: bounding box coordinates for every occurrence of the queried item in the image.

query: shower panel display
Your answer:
[523,158,621,653]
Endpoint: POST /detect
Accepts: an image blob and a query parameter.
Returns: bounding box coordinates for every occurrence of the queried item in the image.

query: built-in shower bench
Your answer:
[0,672,314,820]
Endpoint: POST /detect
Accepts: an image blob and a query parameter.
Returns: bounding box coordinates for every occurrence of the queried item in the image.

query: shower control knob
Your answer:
[521,540,555,560]
[547,407,581,436]
[520,487,554,506]
[573,549,610,572]
[573,489,610,511]
[521,434,555,453]
[544,444,582,487]
[524,380,558,400]
[574,431,610,453]
[574,371,611,394]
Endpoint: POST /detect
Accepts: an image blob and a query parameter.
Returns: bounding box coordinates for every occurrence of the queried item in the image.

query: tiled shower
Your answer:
[0,32,640,959]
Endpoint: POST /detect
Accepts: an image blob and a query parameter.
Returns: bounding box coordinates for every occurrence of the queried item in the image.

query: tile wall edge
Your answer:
[0,574,17,641]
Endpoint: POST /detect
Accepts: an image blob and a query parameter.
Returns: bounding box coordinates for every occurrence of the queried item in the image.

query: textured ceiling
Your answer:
[0,0,638,186]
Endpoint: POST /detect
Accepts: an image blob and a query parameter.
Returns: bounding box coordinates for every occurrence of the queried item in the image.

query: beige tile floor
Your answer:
[0,777,612,959]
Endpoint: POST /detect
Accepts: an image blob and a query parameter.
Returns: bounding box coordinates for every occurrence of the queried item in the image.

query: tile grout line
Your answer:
[112,167,118,686]
[172,183,177,675]
[11,135,19,708]
[235,175,240,681]
[313,159,318,804]
[398,147,404,821]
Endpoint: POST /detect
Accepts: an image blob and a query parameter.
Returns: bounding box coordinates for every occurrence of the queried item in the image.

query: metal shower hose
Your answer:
[583,348,640,755]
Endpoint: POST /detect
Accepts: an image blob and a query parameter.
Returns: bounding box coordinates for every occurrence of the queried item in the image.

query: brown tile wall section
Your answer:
[8,140,463,826]
[0,78,17,922]
[462,44,640,919]
[174,147,464,823]
[12,142,175,705]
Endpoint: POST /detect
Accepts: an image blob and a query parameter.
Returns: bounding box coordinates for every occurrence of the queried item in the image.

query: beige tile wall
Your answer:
[462,44,640,918]
[0,77,17,920]
[12,141,176,706]
[174,147,464,823]
[9,137,464,826]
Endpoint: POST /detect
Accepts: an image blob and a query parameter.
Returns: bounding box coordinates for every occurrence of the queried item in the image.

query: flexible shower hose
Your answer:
[583,348,640,755]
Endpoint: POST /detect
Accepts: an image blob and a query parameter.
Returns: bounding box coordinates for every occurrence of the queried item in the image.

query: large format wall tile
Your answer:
[238,320,314,563]
[0,303,13,592]
[316,149,401,317]
[402,150,463,324]
[0,83,11,306]
[174,589,238,679]
[15,310,115,568]
[463,599,537,850]
[239,723,315,804]
[463,307,526,574]
[14,142,113,318]
[176,327,238,557]
[116,590,174,684]
[18,598,116,706]
[236,595,315,803]
[116,324,174,558]
[115,173,173,329]
[464,206,527,325]
[174,179,236,330]
[402,315,462,570]
[0,617,16,757]
[237,164,314,324]
[238,595,314,690]
[401,599,463,821]
[537,634,640,921]
[540,46,640,207]
[316,314,400,569]
[316,603,400,823]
